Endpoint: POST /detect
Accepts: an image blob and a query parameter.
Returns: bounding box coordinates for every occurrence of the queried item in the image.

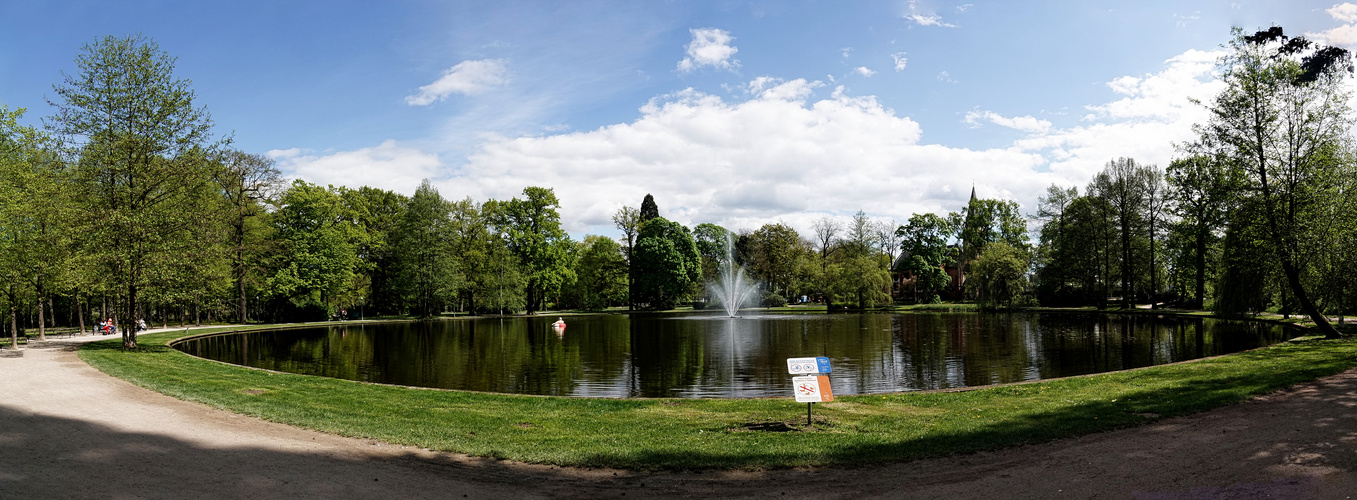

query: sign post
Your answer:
[788,357,833,425]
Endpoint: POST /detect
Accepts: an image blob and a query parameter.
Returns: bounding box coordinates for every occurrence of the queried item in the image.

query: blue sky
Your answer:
[2,1,1352,238]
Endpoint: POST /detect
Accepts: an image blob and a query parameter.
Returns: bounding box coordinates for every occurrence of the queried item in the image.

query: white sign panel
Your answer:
[787,357,819,374]
[792,376,823,402]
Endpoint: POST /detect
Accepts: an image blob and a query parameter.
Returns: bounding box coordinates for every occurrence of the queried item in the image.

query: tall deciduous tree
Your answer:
[396,180,458,318]
[1089,158,1149,308]
[1166,155,1235,309]
[212,149,281,323]
[47,35,221,348]
[897,213,954,302]
[612,205,641,311]
[497,187,572,314]
[1193,27,1354,338]
[265,181,364,320]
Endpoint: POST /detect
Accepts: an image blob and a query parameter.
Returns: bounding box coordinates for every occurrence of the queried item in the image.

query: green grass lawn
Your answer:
[80,325,1357,470]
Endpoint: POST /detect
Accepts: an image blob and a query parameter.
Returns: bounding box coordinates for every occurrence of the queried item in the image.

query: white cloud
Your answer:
[964,110,1052,134]
[270,140,443,194]
[677,28,740,73]
[449,78,1049,234]
[1330,3,1357,23]
[937,71,957,83]
[283,48,1233,240]
[1082,49,1222,123]
[904,0,957,28]
[841,47,853,58]
[957,4,973,13]
[405,59,509,106]
[855,66,876,77]
[1309,3,1357,47]
[892,52,908,71]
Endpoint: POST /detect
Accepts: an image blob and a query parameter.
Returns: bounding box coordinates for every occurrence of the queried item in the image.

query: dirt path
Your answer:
[3,333,1356,499]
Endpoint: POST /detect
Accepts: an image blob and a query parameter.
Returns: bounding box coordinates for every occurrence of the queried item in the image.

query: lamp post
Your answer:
[359,296,364,321]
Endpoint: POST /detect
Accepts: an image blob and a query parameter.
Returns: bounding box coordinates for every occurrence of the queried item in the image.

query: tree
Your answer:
[1192,27,1354,338]
[972,242,1029,310]
[612,205,641,311]
[741,223,803,298]
[212,149,281,323]
[1142,167,1169,306]
[496,187,572,314]
[395,180,458,318]
[872,218,902,264]
[639,194,659,222]
[1166,155,1234,309]
[1036,195,1114,306]
[451,198,524,314]
[0,106,57,348]
[692,222,732,282]
[897,213,954,302]
[47,35,221,348]
[570,235,629,311]
[265,181,364,320]
[632,217,701,309]
[1089,158,1148,308]
[347,186,408,316]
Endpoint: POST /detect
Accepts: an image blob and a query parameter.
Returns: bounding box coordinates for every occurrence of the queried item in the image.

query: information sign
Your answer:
[786,356,832,374]
[792,375,834,403]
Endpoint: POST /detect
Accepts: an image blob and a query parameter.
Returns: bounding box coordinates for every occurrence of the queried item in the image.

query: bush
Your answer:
[761,292,787,307]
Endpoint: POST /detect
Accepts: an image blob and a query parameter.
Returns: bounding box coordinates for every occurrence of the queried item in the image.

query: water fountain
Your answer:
[708,234,759,317]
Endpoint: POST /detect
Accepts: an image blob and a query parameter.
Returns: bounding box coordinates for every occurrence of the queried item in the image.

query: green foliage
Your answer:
[639,193,659,222]
[567,235,629,311]
[739,223,804,298]
[49,34,223,346]
[494,187,573,313]
[1189,27,1356,336]
[825,253,891,309]
[347,186,408,316]
[633,217,701,310]
[971,242,1029,310]
[395,180,460,318]
[1036,195,1113,307]
[897,212,955,302]
[264,181,365,319]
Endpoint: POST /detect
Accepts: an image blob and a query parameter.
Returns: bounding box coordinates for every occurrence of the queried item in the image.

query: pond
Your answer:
[173,312,1297,398]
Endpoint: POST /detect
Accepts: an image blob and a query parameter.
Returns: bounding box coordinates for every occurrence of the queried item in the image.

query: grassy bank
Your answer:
[80,324,1357,470]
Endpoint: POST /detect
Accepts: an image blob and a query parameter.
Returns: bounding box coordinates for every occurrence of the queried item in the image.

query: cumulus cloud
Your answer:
[891,52,908,71]
[855,66,876,77]
[451,79,1050,234]
[964,110,1052,134]
[1330,2,1357,23]
[282,47,1232,239]
[1309,3,1357,47]
[1082,49,1222,123]
[677,28,740,72]
[406,59,509,106]
[269,140,443,194]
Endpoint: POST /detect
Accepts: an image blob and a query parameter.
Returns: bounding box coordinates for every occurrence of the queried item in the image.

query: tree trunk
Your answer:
[77,297,86,335]
[9,303,17,351]
[1254,129,1341,339]
[235,222,248,324]
[1195,225,1208,310]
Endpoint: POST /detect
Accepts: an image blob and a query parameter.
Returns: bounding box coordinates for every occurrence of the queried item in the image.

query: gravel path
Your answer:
[2,331,1356,499]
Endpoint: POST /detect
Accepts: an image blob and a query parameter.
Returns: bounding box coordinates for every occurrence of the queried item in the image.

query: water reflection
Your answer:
[174,312,1295,398]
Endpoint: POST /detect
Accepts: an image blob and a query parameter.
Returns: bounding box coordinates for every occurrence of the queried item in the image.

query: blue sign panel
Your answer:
[816,356,832,374]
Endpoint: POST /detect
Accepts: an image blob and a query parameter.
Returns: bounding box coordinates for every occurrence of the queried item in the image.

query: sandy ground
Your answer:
[3,331,1357,499]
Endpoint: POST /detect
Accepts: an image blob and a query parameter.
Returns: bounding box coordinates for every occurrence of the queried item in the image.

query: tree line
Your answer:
[3,27,1353,348]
